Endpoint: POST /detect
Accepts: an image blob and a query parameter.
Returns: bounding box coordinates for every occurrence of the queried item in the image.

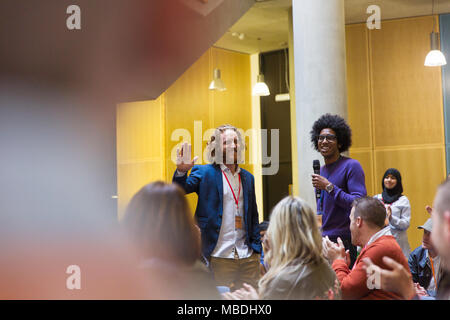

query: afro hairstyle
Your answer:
[310,113,352,153]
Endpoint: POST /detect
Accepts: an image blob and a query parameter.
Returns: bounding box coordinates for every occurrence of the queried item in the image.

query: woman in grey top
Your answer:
[223,196,340,300]
[374,168,411,258]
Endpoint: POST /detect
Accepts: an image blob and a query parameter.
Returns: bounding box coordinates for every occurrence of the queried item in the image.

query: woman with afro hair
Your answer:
[310,114,367,268]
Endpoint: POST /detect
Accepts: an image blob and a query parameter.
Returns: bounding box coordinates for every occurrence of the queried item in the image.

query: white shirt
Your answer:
[427,252,440,292]
[211,164,252,259]
[366,226,393,246]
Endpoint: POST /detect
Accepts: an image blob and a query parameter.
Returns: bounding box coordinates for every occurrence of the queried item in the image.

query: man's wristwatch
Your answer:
[325,183,334,194]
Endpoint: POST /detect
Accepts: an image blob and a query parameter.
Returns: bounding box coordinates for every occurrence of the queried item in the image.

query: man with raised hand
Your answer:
[172,124,261,291]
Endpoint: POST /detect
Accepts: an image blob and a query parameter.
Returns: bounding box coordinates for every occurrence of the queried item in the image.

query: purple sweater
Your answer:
[317,156,367,238]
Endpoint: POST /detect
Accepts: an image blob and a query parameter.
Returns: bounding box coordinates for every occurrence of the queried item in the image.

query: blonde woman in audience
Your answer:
[223,196,339,300]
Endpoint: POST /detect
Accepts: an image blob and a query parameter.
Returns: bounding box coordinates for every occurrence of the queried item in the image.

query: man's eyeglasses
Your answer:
[318,134,337,142]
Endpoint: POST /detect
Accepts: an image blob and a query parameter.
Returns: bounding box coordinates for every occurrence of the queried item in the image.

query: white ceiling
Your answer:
[214,0,450,54]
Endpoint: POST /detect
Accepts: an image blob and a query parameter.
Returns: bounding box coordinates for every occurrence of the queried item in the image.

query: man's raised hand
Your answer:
[176,142,198,173]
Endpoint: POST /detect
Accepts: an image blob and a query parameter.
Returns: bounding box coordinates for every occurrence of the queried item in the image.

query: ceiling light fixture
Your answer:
[252,38,270,96]
[209,68,226,91]
[209,48,226,91]
[425,0,447,66]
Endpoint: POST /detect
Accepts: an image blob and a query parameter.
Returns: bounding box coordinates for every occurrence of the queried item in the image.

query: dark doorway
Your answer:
[260,49,293,221]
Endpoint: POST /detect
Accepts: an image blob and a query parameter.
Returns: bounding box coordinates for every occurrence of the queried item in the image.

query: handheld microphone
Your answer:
[313,160,321,199]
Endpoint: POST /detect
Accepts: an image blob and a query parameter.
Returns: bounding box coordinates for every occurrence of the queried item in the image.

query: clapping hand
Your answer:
[385,206,392,227]
[176,142,198,173]
[414,283,428,297]
[322,236,348,265]
[222,283,259,300]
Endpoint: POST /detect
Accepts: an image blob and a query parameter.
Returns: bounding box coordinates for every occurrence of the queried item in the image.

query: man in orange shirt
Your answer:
[323,197,409,299]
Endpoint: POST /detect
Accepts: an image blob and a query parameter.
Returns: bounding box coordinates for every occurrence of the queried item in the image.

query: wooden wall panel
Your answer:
[349,150,375,197]
[346,24,372,150]
[117,99,164,163]
[439,14,450,175]
[165,50,211,173]
[117,161,163,218]
[116,97,165,218]
[374,147,446,249]
[370,16,444,148]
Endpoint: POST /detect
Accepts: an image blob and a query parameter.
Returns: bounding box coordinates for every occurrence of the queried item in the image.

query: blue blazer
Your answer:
[172,164,262,258]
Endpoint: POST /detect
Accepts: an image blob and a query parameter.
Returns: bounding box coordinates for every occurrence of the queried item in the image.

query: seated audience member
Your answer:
[374,168,411,258]
[408,218,440,297]
[259,221,269,276]
[362,179,450,300]
[122,181,220,299]
[323,197,409,300]
[223,196,339,300]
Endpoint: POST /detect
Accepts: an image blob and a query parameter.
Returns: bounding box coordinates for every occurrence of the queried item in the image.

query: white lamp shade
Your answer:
[424,50,447,67]
[209,68,226,91]
[252,74,270,96]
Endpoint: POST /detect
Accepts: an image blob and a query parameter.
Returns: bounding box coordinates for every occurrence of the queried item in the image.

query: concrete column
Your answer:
[290,0,348,209]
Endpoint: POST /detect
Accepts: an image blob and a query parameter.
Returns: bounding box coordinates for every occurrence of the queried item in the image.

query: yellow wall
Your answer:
[117,47,257,220]
[116,97,166,218]
[346,16,446,250]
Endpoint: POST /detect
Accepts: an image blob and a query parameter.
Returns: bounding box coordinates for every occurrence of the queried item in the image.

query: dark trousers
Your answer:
[328,236,357,269]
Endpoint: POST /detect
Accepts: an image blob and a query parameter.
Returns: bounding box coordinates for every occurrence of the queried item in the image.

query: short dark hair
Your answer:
[352,197,386,229]
[435,179,450,217]
[310,114,352,153]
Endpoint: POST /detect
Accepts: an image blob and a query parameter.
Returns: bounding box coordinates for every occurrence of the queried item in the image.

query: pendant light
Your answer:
[209,68,226,91]
[425,0,447,67]
[209,48,226,91]
[253,38,270,96]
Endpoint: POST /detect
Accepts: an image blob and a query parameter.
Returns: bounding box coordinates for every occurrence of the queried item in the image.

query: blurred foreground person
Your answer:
[363,179,450,300]
[0,196,158,299]
[224,196,339,300]
[122,181,220,299]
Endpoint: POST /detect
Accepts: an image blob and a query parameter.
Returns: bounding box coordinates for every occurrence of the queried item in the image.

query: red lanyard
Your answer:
[222,170,241,210]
